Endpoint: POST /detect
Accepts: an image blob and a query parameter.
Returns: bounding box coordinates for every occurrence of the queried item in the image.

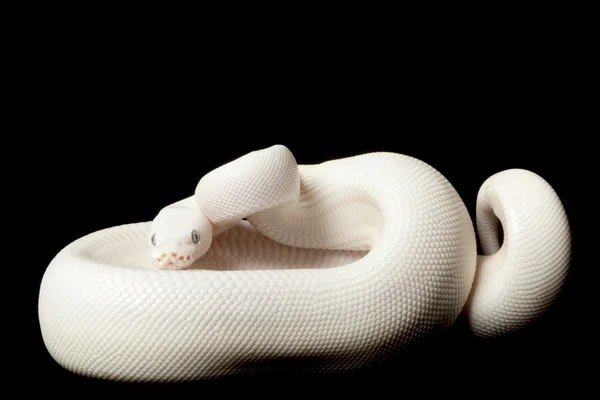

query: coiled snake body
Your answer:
[38,145,571,381]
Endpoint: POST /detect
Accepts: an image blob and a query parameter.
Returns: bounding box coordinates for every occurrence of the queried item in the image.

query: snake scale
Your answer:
[38,145,571,382]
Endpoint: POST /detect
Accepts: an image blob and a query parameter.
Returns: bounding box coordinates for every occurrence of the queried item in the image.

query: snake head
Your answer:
[150,207,213,270]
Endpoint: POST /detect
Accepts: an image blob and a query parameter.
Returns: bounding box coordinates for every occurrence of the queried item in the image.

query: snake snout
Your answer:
[152,251,194,269]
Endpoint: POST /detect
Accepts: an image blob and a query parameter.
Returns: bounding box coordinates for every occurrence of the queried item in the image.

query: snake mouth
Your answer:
[153,251,195,270]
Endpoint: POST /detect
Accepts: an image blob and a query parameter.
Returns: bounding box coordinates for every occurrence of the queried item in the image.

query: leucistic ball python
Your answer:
[38,145,571,382]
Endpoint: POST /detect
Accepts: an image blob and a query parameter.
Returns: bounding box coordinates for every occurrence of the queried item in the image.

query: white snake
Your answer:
[38,145,571,382]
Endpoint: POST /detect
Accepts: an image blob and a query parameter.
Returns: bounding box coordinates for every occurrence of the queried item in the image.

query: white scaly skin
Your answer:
[38,145,571,382]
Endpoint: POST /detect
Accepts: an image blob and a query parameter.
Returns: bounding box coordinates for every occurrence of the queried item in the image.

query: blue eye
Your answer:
[192,230,200,244]
[151,233,156,246]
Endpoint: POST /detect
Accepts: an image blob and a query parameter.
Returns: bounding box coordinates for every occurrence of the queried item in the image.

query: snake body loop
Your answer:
[38,145,571,382]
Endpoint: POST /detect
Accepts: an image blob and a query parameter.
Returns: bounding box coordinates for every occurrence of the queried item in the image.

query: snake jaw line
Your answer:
[154,253,196,270]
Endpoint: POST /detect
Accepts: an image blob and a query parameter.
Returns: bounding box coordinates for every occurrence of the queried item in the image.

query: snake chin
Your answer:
[153,250,198,270]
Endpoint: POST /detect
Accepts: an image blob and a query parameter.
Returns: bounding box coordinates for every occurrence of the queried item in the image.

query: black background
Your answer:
[15,11,590,397]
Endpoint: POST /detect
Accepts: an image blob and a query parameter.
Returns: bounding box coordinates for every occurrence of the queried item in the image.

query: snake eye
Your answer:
[151,233,156,246]
[191,230,200,244]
